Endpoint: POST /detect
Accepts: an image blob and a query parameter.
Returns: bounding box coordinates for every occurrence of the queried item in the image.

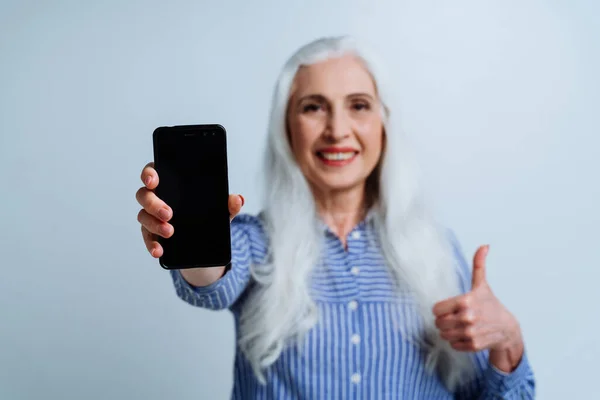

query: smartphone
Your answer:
[152,124,231,270]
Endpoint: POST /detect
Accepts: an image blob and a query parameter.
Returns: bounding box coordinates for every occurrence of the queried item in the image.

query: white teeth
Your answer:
[319,152,355,161]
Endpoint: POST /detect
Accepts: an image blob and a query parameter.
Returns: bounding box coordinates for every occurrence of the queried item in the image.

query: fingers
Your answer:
[437,306,475,336]
[433,293,470,317]
[142,226,163,258]
[435,314,464,331]
[141,162,159,190]
[137,161,172,222]
[436,308,497,352]
[135,187,172,222]
[229,194,244,221]
[436,307,475,332]
[447,331,501,352]
[439,316,478,343]
[137,209,174,238]
[139,161,167,258]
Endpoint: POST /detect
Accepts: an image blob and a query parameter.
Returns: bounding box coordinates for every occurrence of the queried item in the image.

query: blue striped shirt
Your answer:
[169,213,535,399]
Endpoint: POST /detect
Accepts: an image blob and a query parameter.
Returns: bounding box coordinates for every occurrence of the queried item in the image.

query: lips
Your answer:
[315,147,359,166]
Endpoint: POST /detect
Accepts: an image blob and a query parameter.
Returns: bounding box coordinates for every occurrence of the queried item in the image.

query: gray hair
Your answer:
[237,35,476,391]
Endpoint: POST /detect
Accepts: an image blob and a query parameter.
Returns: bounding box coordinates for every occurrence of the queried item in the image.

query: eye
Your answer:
[302,103,322,113]
[352,101,370,111]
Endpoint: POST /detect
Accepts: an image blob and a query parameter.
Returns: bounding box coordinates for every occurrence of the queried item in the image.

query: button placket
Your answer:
[346,288,361,390]
[348,300,358,311]
[344,233,364,394]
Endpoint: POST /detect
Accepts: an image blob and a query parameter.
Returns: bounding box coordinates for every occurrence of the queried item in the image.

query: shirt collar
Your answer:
[318,207,378,236]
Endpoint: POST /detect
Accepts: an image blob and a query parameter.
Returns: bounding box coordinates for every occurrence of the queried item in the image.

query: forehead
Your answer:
[292,54,377,97]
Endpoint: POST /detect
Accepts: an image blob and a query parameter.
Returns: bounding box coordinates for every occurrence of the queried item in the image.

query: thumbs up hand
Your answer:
[432,245,523,356]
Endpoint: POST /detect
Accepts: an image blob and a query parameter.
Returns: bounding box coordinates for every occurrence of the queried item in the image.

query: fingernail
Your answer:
[239,195,245,207]
[158,208,170,221]
[145,176,152,186]
[160,225,171,236]
[150,248,156,257]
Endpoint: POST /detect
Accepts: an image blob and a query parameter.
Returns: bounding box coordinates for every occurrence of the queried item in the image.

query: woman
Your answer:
[136,36,535,399]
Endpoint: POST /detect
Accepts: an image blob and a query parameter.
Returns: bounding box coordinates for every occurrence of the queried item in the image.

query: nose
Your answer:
[324,109,351,142]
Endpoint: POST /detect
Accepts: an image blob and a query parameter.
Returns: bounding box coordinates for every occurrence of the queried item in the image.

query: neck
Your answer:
[312,183,366,245]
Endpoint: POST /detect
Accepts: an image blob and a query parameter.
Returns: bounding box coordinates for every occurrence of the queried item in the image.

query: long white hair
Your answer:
[237,35,476,391]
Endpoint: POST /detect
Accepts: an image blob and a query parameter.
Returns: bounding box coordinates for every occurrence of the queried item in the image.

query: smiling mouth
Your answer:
[316,151,357,161]
[315,150,359,166]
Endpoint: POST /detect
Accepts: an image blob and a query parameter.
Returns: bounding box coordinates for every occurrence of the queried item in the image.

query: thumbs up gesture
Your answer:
[432,245,524,357]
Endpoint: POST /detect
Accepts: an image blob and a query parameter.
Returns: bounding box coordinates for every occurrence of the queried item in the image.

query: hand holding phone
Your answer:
[136,170,244,257]
[135,124,240,270]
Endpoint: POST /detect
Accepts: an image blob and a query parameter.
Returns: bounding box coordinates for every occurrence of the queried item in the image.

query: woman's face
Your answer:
[287,55,384,196]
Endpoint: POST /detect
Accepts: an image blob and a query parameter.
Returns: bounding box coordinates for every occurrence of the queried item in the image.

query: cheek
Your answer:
[290,118,323,156]
[358,120,384,159]
[370,130,384,155]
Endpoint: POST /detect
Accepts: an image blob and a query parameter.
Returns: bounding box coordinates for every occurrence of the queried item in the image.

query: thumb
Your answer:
[471,244,489,288]
[229,194,245,221]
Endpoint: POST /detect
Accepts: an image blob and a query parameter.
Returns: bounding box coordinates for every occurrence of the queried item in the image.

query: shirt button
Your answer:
[351,334,361,344]
[351,231,361,239]
[350,266,360,275]
[351,373,361,384]
[348,300,358,311]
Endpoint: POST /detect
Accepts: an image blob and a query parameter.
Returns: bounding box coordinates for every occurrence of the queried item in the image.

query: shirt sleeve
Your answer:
[447,229,536,399]
[168,214,264,311]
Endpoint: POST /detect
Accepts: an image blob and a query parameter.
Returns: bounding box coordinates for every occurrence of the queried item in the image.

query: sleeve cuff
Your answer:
[483,349,532,395]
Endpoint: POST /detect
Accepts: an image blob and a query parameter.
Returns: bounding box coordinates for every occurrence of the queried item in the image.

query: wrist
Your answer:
[180,266,226,287]
[489,317,524,373]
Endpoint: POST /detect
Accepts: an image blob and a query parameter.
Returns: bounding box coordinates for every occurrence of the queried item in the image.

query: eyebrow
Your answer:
[296,92,375,104]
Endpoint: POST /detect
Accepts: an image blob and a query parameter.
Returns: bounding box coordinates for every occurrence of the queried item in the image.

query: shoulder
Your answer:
[231,212,270,263]
[444,228,463,258]
[231,212,266,232]
[231,212,269,243]
[441,226,472,293]
[434,224,464,260]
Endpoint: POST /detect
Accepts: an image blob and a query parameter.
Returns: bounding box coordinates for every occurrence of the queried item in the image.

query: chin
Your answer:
[314,175,367,193]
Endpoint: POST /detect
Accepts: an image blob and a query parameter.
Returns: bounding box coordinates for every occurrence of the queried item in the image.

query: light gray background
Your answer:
[1,1,598,399]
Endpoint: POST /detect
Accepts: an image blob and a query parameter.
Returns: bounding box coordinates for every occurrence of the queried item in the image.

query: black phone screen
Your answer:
[152,124,231,269]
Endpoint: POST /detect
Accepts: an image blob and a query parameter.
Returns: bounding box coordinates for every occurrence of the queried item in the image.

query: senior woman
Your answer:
[136,36,535,399]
